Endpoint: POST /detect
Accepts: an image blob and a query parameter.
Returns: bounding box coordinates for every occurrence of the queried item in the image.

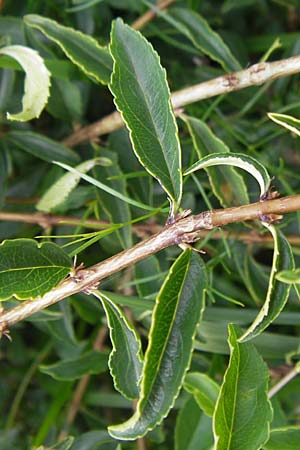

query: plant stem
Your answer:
[268,362,300,398]
[0,194,300,332]
[131,0,175,30]
[63,55,300,147]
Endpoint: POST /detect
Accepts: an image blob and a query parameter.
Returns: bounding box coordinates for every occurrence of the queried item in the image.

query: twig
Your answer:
[268,362,300,398]
[63,55,300,147]
[0,194,300,332]
[131,0,176,30]
[2,209,300,244]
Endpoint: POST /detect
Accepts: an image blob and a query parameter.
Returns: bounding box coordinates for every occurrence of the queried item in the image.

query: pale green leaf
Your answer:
[7,130,79,165]
[93,291,143,400]
[239,225,294,342]
[263,426,300,450]
[175,396,213,450]
[276,268,300,284]
[268,112,300,137]
[108,249,207,440]
[0,239,72,301]
[37,158,100,212]
[109,18,182,216]
[24,14,113,84]
[182,115,249,206]
[184,372,220,417]
[0,45,50,121]
[213,324,273,450]
[40,350,108,380]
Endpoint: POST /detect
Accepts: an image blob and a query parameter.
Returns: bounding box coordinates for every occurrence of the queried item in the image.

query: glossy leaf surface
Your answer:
[108,249,207,440]
[94,291,143,400]
[213,324,273,450]
[24,14,112,84]
[184,372,220,417]
[264,426,300,450]
[109,19,182,215]
[0,239,72,301]
[0,45,50,121]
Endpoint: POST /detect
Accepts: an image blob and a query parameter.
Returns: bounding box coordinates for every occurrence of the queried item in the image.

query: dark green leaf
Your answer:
[108,249,207,440]
[70,430,116,450]
[40,350,108,380]
[7,131,79,165]
[93,291,143,400]
[184,372,220,417]
[213,324,273,450]
[0,239,72,301]
[263,426,300,450]
[109,18,182,215]
[24,14,113,84]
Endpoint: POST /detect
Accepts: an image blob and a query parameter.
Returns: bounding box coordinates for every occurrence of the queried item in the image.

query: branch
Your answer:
[63,55,300,147]
[131,0,176,30]
[1,194,300,333]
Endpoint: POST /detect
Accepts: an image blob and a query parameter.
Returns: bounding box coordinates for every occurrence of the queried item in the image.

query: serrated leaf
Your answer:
[24,14,112,84]
[263,426,300,450]
[184,152,271,197]
[0,45,50,121]
[276,268,300,284]
[7,131,79,165]
[93,291,143,400]
[0,239,72,301]
[239,225,294,342]
[184,372,220,417]
[108,249,207,440]
[40,350,108,380]
[109,18,182,216]
[182,115,249,206]
[268,112,300,137]
[175,396,213,450]
[37,158,100,212]
[168,7,241,72]
[213,324,273,450]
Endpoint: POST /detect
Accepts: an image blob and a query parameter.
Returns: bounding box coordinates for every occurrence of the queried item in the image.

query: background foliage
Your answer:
[1,1,300,449]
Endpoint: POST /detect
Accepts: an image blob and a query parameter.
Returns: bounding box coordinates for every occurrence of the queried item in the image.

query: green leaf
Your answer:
[108,249,207,440]
[263,426,300,450]
[37,158,100,212]
[48,437,74,450]
[7,131,79,165]
[109,18,182,216]
[24,14,113,84]
[184,372,220,417]
[0,45,50,121]
[0,239,72,301]
[268,112,300,137]
[40,350,108,380]
[175,396,214,450]
[213,324,273,450]
[184,152,271,198]
[93,291,143,400]
[168,7,241,72]
[276,268,300,284]
[182,115,249,206]
[239,225,294,342]
[70,431,116,450]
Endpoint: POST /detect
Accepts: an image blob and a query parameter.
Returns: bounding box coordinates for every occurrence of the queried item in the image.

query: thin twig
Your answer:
[268,362,300,398]
[63,55,300,147]
[131,0,175,30]
[0,194,300,332]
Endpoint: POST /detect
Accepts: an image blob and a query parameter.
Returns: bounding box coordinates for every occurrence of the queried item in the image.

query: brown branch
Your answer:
[131,0,176,30]
[0,194,300,334]
[63,55,300,147]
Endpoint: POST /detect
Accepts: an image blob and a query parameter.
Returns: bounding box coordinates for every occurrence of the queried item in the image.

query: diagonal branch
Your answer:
[0,194,300,334]
[63,55,300,147]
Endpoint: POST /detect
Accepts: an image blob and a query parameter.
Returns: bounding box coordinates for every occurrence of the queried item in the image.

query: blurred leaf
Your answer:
[66,0,105,13]
[268,112,300,137]
[263,426,300,450]
[213,324,273,450]
[182,115,249,206]
[108,249,207,440]
[46,437,74,449]
[70,430,116,450]
[37,158,100,212]
[0,239,72,301]
[134,255,163,298]
[24,14,113,84]
[40,350,108,380]
[175,396,214,450]
[7,130,80,164]
[109,18,182,216]
[0,45,50,121]
[47,78,82,121]
[276,268,300,284]
[184,372,220,417]
[93,291,143,400]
